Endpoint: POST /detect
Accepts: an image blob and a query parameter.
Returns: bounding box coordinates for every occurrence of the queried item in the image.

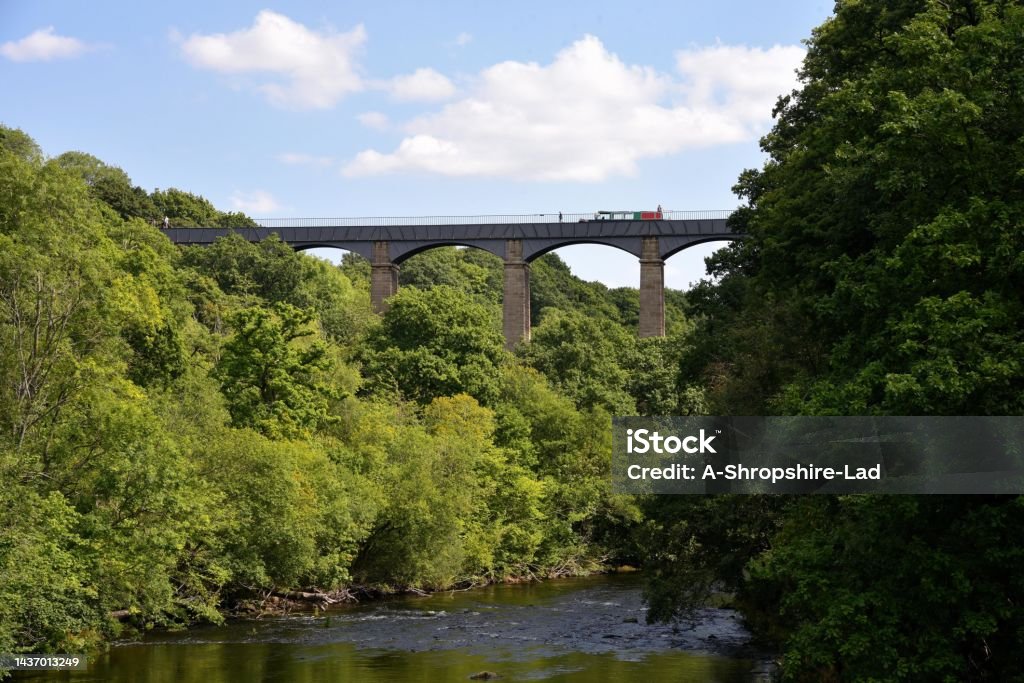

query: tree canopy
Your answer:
[4,4,1023,674]
[0,125,655,666]
[640,2,1024,680]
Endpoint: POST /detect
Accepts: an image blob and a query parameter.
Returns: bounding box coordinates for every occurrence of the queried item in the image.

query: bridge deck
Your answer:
[162,210,738,263]
[247,210,730,228]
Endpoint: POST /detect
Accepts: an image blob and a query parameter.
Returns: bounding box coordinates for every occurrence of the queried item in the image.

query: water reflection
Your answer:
[18,575,771,682]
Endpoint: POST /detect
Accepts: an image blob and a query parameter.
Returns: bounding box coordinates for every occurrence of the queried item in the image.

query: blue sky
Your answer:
[1,1,832,289]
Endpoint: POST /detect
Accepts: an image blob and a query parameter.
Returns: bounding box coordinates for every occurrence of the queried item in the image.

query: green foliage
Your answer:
[151,188,258,228]
[529,253,622,326]
[744,496,1024,682]
[193,428,377,590]
[55,151,159,222]
[393,247,690,331]
[519,308,636,414]
[295,255,374,344]
[0,124,43,163]
[215,303,336,439]
[623,338,685,416]
[359,286,508,405]
[640,495,791,622]
[181,234,306,301]
[399,246,502,304]
[718,0,1024,416]
[122,321,185,387]
[338,251,371,288]
[181,235,372,342]
[349,395,509,587]
[0,489,101,655]
[639,2,1024,681]
[0,127,645,661]
[491,366,642,569]
[0,125,674,665]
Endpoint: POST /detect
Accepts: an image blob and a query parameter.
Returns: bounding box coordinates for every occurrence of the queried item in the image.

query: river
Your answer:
[18,574,774,682]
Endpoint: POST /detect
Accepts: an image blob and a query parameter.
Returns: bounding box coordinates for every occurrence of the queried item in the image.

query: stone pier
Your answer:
[370,241,399,313]
[639,236,665,338]
[165,214,739,341]
[503,239,531,350]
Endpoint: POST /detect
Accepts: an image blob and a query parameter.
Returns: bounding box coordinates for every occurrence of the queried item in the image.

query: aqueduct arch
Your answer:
[162,211,741,349]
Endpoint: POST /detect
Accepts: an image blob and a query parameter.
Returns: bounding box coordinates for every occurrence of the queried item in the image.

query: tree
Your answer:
[181,234,307,301]
[744,495,1024,681]
[358,286,508,405]
[0,136,232,653]
[215,303,336,439]
[732,0,1024,416]
[0,124,676,661]
[398,246,502,304]
[56,152,159,221]
[642,2,1024,680]
[347,395,501,587]
[181,235,371,342]
[519,308,636,414]
[151,188,258,228]
[0,147,119,457]
[623,338,683,416]
[0,124,42,163]
[529,253,621,326]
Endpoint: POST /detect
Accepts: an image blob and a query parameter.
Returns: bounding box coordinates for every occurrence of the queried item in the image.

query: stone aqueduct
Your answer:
[162,211,739,349]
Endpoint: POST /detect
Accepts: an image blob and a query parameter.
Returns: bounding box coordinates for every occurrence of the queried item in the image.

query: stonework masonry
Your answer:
[163,215,740,342]
[639,236,665,338]
[370,241,399,313]
[503,240,531,350]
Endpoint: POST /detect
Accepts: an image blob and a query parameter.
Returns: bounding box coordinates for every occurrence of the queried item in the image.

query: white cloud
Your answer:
[343,36,803,181]
[179,10,366,109]
[454,32,472,47]
[357,111,390,131]
[384,67,456,101]
[278,152,334,167]
[675,43,805,126]
[1,26,93,62]
[230,190,281,214]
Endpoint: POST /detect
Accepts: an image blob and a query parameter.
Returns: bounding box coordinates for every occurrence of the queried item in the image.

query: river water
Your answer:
[20,574,774,682]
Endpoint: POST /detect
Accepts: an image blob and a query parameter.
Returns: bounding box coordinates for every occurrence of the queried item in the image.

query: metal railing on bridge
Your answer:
[248,210,733,229]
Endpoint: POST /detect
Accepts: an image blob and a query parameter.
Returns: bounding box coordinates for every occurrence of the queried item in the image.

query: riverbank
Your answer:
[16,574,776,682]
[229,564,641,617]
